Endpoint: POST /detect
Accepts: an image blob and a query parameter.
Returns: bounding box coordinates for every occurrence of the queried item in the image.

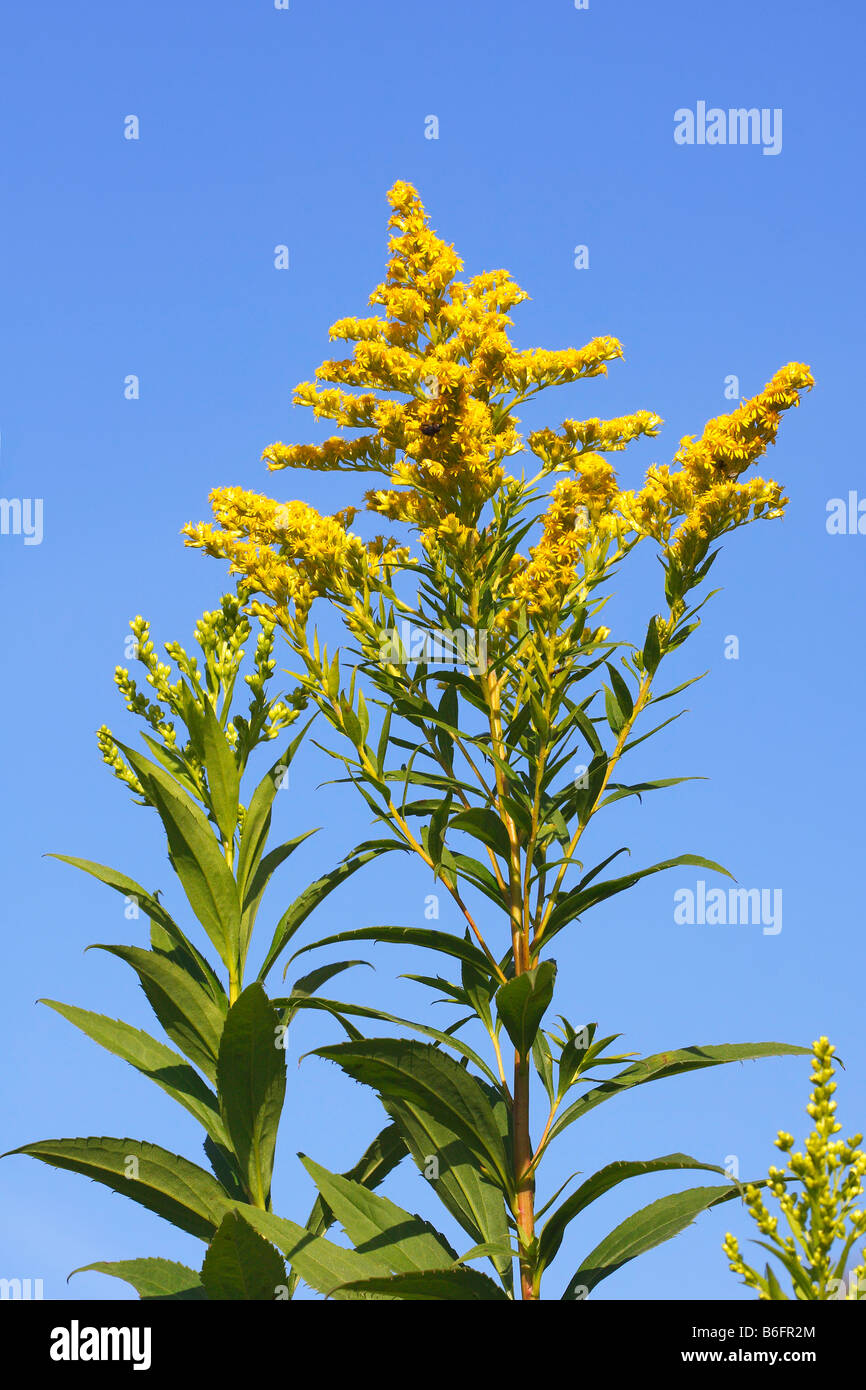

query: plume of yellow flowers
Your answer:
[183,180,812,635]
[723,1038,866,1300]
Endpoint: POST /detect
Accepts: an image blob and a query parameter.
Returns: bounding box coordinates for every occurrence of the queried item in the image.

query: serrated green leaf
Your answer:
[71,1257,207,1300]
[257,846,389,983]
[7,1138,233,1240]
[495,962,557,1058]
[236,1205,396,1299]
[334,1267,510,1300]
[549,1041,812,1143]
[536,853,734,955]
[40,1000,225,1143]
[90,944,225,1084]
[300,1156,457,1272]
[291,925,498,980]
[118,743,241,970]
[199,698,241,844]
[538,1153,729,1280]
[315,1039,513,1198]
[200,1210,287,1300]
[562,1183,743,1298]
[217,984,286,1208]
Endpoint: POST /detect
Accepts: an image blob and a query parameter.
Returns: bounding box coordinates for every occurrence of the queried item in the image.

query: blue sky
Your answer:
[2,0,864,1301]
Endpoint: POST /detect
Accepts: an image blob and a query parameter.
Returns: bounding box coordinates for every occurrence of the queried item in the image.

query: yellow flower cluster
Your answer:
[184,181,812,634]
[675,363,814,487]
[510,465,623,617]
[616,365,813,565]
[182,486,407,624]
[254,182,629,533]
[528,410,664,471]
[723,1038,866,1299]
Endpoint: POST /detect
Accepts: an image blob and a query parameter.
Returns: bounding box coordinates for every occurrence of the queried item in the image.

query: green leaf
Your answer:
[333,1267,510,1300]
[48,855,178,939]
[315,1039,513,1197]
[147,915,227,1011]
[49,854,226,1005]
[240,830,317,955]
[383,1099,511,1288]
[199,698,241,844]
[217,984,286,1208]
[549,1041,812,1143]
[71,1258,207,1300]
[495,962,557,1058]
[91,944,225,1084]
[763,1259,790,1300]
[642,616,662,676]
[7,1138,233,1240]
[118,744,241,971]
[427,792,452,871]
[562,1183,743,1298]
[599,777,702,809]
[537,1153,729,1278]
[288,960,369,1001]
[291,925,498,980]
[39,1000,225,1143]
[236,725,312,899]
[235,1205,397,1299]
[257,847,388,983]
[299,1156,458,1272]
[200,1210,287,1300]
[449,808,512,863]
[301,1121,407,1243]
[536,853,734,955]
[606,662,634,721]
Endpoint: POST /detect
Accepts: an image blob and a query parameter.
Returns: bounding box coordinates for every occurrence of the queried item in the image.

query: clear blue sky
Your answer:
[2,0,864,1301]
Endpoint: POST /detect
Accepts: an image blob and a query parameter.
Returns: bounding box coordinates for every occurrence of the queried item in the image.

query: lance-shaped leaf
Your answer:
[315,1039,514,1198]
[286,1121,408,1297]
[306,1122,406,1237]
[535,853,734,955]
[235,719,314,895]
[240,830,317,956]
[6,1138,234,1240]
[217,984,286,1208]
[562,1182,745,1298]
[236,1205,397,1299]
[39,1000,226,1144]
[496,962,557,1058]
[198,697,241,845]
[200,1210,287,1300]
[48,855,226,1008]
[147,915,227,1011]
[90,944,225,1084]
[71,1258,207,1300]
[384,1098,514,1291]
[449,807,512,864]
[548,1041,811,1143]
[292,925,500,982]
[118,742,241,970]
[300,1155,457,1273]
[537,1153,730,1279]
[642,614,662,676]
[334,1267,510,1300]
[257,843,396,983]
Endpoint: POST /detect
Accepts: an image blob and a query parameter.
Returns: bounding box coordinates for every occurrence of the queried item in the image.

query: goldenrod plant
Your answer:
[724,1038,866,1300]
[178,182,817,1300]
[6,597,407,1300]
